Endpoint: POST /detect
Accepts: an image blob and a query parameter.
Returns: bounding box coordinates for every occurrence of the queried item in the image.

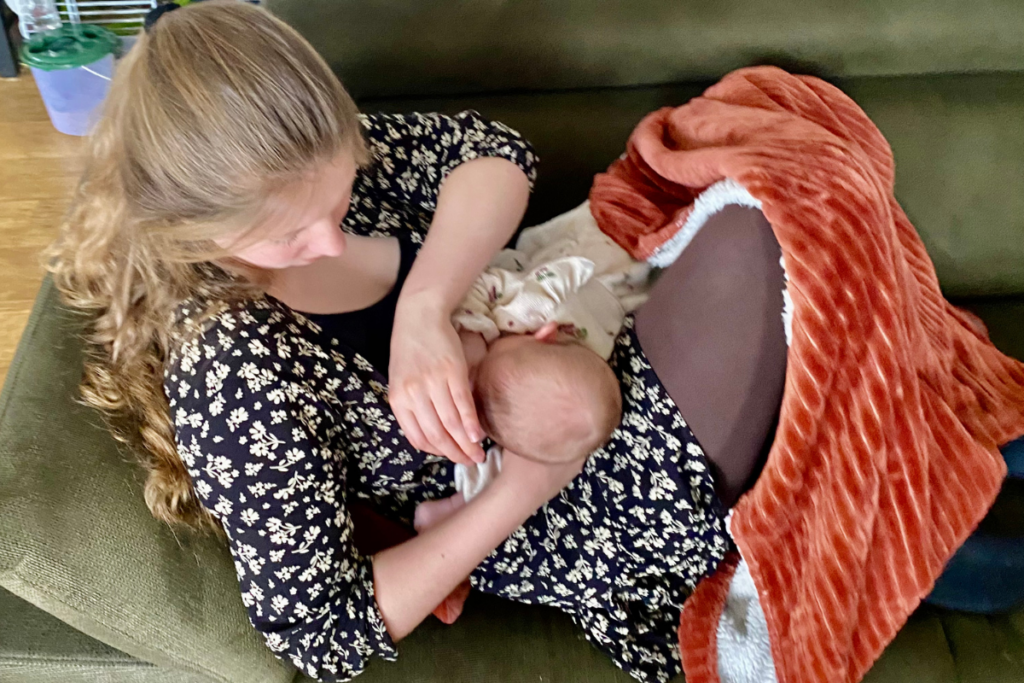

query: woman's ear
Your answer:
[534,322,559,343]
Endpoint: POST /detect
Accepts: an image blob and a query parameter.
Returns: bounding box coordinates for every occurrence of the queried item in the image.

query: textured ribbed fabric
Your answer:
[589,66,1024,683]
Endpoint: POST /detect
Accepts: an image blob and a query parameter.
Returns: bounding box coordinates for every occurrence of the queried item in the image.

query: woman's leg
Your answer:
[634,206,787,508]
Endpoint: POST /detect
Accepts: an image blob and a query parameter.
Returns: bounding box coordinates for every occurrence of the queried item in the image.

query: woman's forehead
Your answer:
[254,152,358,237]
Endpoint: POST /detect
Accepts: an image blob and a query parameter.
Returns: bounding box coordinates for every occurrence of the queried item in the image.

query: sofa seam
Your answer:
[0,653,159,668]
[4,568,240,683]
[355,68,1024,106]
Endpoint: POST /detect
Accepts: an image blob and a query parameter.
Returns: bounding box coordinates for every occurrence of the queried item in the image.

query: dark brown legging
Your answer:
[634,206,787,508]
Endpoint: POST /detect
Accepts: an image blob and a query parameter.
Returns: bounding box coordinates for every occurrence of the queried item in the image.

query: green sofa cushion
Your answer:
[846,75,1024,298]
[941,611,1024,682]
[0,586,211,683]
[6,577,1021,683]
[266,0,1024,99]
[862,610,958,683]
[0,278,295,683]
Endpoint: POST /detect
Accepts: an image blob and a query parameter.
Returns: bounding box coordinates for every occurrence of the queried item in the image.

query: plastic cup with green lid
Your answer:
[21,25,119,136]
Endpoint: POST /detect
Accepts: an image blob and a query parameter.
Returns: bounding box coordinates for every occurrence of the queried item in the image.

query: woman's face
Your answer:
[221,151,359,270]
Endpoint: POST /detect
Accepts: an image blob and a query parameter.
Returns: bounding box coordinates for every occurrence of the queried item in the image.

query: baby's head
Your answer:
[473,335,622,463]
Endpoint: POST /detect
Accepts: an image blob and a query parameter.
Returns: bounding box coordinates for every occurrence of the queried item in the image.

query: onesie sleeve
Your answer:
[451,267,510,343]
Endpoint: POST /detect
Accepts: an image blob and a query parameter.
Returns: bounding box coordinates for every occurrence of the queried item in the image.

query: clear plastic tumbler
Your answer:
[21,25,118,136]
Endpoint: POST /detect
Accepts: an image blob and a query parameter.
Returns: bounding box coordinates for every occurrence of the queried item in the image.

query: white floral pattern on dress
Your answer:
[165,111,728,683]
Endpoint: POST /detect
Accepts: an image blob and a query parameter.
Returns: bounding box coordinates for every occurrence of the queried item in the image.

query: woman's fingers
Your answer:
[433,377,484,463]
[448,374,484,450]
[387,311,482,464]
[410,386,472,465]
[393,403,431,454]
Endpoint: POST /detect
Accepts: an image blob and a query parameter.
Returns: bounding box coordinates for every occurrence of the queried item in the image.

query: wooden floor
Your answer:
[0,76,84,387]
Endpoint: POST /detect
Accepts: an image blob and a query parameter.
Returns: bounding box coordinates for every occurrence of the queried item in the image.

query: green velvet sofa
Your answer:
[3,1,1024,681]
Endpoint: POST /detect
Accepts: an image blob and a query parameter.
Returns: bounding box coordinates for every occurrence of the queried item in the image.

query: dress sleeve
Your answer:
[344,111,538,237]
[169,331,397,681]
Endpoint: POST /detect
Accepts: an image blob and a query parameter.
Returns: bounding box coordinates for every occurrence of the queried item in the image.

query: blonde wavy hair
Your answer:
[47,1,368,531]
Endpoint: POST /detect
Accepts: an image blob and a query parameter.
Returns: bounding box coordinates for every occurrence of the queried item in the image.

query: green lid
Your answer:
[21,25,118,71]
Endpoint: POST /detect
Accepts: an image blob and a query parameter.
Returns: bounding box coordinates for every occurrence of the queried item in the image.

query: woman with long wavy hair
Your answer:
[47,3,775,681]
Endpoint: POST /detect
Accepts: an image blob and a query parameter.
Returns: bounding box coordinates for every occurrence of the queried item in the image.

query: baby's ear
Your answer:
[534,322,560,343]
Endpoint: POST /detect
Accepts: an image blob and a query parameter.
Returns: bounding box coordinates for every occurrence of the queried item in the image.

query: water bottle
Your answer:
[9,0,62,38]
[21,24,118,136]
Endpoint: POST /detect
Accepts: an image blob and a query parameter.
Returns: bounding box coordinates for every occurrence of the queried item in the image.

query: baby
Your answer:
[414,325,623,528]
[415,202,652,529]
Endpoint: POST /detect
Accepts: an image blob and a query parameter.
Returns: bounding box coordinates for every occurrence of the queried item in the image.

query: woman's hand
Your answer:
[389,293,485,465]
[390,156,530,465]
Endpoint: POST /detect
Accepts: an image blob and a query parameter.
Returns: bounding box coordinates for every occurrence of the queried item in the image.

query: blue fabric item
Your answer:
[1002,436,1024,479]
[926,533,1024,614]
[925,438,1024,614]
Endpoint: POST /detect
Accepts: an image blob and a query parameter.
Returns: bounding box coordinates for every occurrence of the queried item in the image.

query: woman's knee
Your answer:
[634,205,787,506]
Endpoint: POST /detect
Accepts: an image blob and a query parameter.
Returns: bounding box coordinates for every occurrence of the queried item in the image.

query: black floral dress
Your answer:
[165,111,730,683]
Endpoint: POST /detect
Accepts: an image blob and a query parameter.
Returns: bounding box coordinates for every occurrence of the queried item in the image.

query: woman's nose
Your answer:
[306,220,346,259]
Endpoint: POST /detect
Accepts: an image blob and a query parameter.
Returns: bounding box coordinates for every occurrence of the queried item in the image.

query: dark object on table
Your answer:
[0,0,19,78]
[143,2,180,34]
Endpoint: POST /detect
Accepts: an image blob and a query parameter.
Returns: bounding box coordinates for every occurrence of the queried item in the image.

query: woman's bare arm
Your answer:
[389,157,531,464]
[372,449,582,641]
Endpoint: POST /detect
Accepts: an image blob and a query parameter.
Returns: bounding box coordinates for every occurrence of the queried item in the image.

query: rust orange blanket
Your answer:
[588,66,1024,683]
